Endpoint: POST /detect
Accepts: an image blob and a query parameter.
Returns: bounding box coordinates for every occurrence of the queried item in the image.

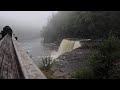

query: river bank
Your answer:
[20,39,59,66]
[40,39,98,79]
[21,38,95,79]
[42,47,91,79]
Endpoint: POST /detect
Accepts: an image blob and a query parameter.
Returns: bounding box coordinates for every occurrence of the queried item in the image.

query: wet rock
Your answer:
[51,47,91,78]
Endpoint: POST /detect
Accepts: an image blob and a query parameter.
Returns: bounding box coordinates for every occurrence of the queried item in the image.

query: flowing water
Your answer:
[20,38,83,66]
[20,38,57,66]
[55,39,81,58]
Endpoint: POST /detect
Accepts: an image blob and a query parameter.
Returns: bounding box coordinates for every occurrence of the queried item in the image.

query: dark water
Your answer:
[20,38,57,66]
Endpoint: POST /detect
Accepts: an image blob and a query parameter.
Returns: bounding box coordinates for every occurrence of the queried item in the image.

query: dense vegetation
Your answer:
[73,34,120,79]
[41,11,120,43]
[90,33,120,79]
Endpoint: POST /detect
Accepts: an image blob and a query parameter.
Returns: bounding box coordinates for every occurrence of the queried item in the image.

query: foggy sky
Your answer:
[0,11,58,42]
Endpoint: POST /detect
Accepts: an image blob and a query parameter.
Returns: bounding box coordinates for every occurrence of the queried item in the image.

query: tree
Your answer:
[41,11,120,43]
[90,33,120,79]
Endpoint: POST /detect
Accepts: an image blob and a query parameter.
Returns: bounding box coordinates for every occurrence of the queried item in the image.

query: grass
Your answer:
[39,56,58,79]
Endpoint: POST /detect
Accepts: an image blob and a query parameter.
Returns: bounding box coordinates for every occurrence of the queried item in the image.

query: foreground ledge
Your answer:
[12,35,47,79]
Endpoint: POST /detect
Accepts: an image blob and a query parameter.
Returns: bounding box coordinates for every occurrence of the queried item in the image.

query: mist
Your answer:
[0,11,58,42]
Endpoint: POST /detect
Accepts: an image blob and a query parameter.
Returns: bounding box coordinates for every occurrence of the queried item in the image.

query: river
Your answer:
[20,38,58,66]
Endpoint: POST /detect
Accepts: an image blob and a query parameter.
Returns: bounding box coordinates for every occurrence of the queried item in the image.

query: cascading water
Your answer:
[58,39,75,55]
[73,41,81,49]
[51,38,81,59]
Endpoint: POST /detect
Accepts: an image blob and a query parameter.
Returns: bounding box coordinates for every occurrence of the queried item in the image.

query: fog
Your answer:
[0,11,58,42]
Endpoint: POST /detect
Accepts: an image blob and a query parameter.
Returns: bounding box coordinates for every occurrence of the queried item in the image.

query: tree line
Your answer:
[40,11,120,43]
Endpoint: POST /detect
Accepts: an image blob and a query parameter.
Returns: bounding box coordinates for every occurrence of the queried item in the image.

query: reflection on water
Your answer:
[20,38,57,66]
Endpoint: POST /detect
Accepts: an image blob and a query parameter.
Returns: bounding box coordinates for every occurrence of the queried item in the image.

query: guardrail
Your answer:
[0,34,46,79]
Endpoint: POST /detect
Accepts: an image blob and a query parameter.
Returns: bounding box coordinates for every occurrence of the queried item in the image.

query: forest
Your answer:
[41,11,120,43]
[39,11,120,79]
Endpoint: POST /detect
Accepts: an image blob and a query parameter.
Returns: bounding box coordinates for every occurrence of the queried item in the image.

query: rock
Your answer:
[53,70,69,77]
[51,47,91,78]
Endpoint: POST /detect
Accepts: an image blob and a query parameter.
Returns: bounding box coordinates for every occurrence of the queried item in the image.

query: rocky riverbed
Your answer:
[50,47,91,79]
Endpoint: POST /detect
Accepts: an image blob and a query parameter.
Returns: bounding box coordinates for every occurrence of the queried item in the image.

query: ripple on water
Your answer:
[20,40,58,66]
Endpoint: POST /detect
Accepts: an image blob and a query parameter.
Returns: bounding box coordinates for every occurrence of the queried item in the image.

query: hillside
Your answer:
[41,11,120,43]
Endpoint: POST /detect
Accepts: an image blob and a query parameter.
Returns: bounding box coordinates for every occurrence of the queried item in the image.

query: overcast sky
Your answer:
[0,11,58,41]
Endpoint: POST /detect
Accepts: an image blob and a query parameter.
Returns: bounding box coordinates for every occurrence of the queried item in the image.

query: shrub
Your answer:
[90,33,120,79]
[72,67,94,79]
[73,32,120,79]
[41,56,56,70]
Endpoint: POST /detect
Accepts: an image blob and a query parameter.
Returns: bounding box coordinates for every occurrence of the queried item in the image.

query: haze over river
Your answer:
[20,38,57,66]
[0,11,60,67]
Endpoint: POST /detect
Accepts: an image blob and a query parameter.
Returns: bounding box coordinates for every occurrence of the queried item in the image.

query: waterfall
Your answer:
[58,39,75,56]
[51,38,81,59]
[73,41,81,49]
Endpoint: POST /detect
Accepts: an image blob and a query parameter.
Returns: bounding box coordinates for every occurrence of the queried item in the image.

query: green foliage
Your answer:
[40,11,120,79]
[41,56,52,70]
[90,33,120,79]
[41,56,56,70]
[40,56,58,79]
[72,67,94,79]
[41,11,120,43]
[72,33,120,79]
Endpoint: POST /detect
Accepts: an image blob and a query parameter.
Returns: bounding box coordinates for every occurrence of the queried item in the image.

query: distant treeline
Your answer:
[40,11,120,43]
